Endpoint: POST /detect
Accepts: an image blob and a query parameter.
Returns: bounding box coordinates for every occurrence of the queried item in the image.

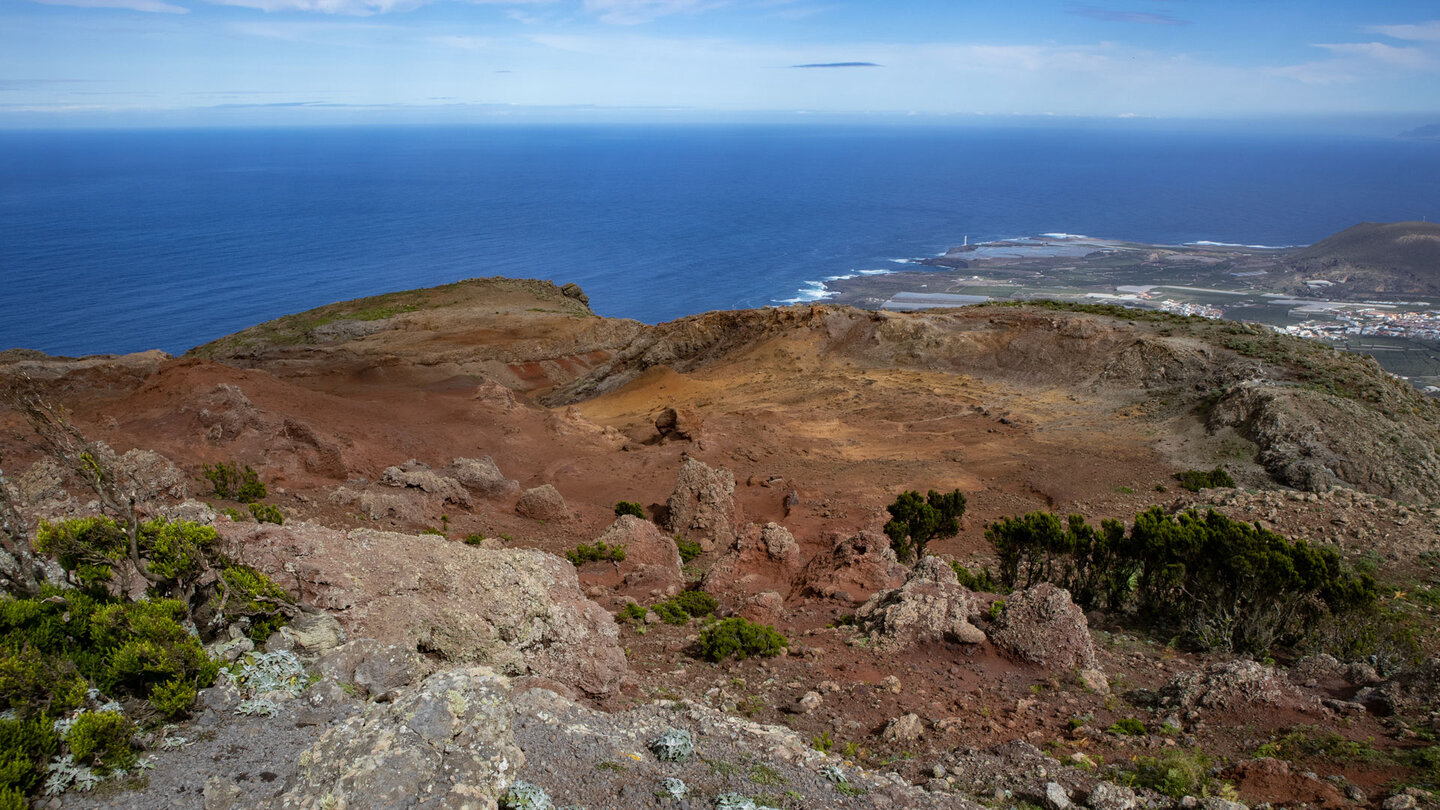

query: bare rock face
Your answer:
[328,485,430,525]
[1360,658,1440,715]
[1160,660,1320,721]
[795,530,907,604]
[516,483,570,521]
[854,556,986,651]
[379,459,472,507]
[315,638,431,701]
[703,522,801,599]
[663,458,739,552]
[228,522,628,697]
[560,281,590,306]
[593,515,684,597]
[267,667,520,810]
[655,406,703,442]
[738,591,786,626]
[989,583,1100,672]
[446,456,521,499]
[262,611,348,664]
[882,712,925,743]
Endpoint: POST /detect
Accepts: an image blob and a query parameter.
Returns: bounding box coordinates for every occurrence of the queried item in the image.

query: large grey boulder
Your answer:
[379,459,472,507]
[664,458,739,552]
[516,484,570,521]
[854,556,986,651]
[446,456,521,499]
[592,515,684,597]
[224,522,628,697]
[989,583,1100,672]
[268,667,520,810]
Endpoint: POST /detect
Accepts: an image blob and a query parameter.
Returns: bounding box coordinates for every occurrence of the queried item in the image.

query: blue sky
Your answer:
[3,0,1439,127]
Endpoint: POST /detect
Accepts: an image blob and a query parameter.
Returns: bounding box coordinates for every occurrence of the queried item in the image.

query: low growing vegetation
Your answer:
[564,540,627,565]
[202,461,267,503]
[987,507,1377,654]
[697,617,789,662]
[613,501,645,519]
[1174,467,1235,492]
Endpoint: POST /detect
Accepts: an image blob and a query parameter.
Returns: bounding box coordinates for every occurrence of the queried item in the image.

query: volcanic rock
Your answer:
[854,556,986,651]
[988,583,1100,671]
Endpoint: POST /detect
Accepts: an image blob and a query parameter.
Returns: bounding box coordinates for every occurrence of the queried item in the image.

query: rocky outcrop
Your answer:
[794,530,907,604]
[227,522,628,697]
[664,458,740,552]
[1357,658,1440,715]
[379,458,471,507]
[989,583,1100,672]
[655,406,703,442]
[314,638,432,702]
[446,456,520,499]
[268,667,521,810]
[703,521,801,599]
[853,556,986,651]
[516,483,570,521]
[592,514,684,597]
[1160,660,1320,721]
[1208,383,1440,502]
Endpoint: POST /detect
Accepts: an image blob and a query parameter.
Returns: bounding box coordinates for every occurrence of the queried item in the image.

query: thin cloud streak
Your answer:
[1068,5,1188,26]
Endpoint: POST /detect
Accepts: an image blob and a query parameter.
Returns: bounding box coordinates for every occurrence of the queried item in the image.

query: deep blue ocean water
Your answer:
[2,125,1438,357]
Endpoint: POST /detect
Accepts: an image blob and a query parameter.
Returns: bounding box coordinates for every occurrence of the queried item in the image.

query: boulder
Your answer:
[267,667,520,810]
[315,638,430,701]
[795,530,907,604]
[262,611,347,664]
[225,522,628,697]
[853,556,986,651]
[989,583,1100,672]
[1087,782,1138,810]
[703,522,801,599]
[446,456,521,499]
[737,591,787,626]
[1045,782,1074,810]
[663,458,739,552]
[593,515,684,597]
[655,406,703,442]
[560,281,590,305]
[1358,658,1440,715]
[516,484,570,521]
[379,459,472,507]
[882,713,924,743]
[1160,660,1320,720]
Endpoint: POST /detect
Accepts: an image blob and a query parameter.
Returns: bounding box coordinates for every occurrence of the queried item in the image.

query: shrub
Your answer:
[565,541,626,565]
[499,780,553,810]
[669,590,718,617]
[463,533,485,546]
[63,711,134,772]
[614,501,645,519]
[649,728,694,762]
[248,503,284,525]
[203,462,267,503]
[211,564,295,643]
[149,676,197,718]
[0,714,60,797]
[697,618,788,662]
[1175,467,1235,492]
[950,563,1004,593]
[674,536,702,564]
[987,507,1377,654]
[1107,717,1146,736]
[884,489,966,562]
[1125,750,1214,799]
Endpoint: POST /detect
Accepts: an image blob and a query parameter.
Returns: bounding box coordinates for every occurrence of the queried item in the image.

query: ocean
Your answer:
[2,124,1438,357]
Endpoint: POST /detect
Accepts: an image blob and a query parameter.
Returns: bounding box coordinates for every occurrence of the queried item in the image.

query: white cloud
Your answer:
[32,0,188,13]
[1369,20,1440,42]
[582,0,725,25]
[208,0,549,15]
[1316,41,1436,70]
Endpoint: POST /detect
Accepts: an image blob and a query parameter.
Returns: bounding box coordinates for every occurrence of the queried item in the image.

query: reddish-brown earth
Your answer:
[4,277,1439,807]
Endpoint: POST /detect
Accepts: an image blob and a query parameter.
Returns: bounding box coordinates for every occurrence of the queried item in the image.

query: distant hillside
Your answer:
[1400,123,1440,139]
[1279,220,1440,298]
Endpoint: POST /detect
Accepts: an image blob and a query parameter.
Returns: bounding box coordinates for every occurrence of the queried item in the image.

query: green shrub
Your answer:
[950,563,1004,593]
[0,787,27,810]
[149,676,198,718]
[0,714,59,796]
[565,541,626,565]
[463,533,485,546]
[669,590,718,617]
[203,462,267,503]
[1175,467,1235,492]
[987,507,1376,654]
[675,536,702,564]
[1124,750,1213,799]
[211,564,295,643]
[64,711,135,772]
[696,618,789,662]
[1107,717,1146,736]
[248,503,284,525]
[614,501,645,519]
[884,489,966,562]
[617,603,647,626]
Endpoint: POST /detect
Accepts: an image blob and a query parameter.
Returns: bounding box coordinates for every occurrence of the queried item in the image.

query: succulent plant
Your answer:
[649,728,694,763]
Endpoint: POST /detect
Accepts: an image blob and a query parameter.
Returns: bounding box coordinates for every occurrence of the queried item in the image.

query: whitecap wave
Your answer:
[859,268,893,276]
[776,280,838,305]
[1040,232,1091,240]
[1186,240,1293,250]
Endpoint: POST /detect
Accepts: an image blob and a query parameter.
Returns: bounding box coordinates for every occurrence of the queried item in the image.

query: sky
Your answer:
[2,0,1439,128]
